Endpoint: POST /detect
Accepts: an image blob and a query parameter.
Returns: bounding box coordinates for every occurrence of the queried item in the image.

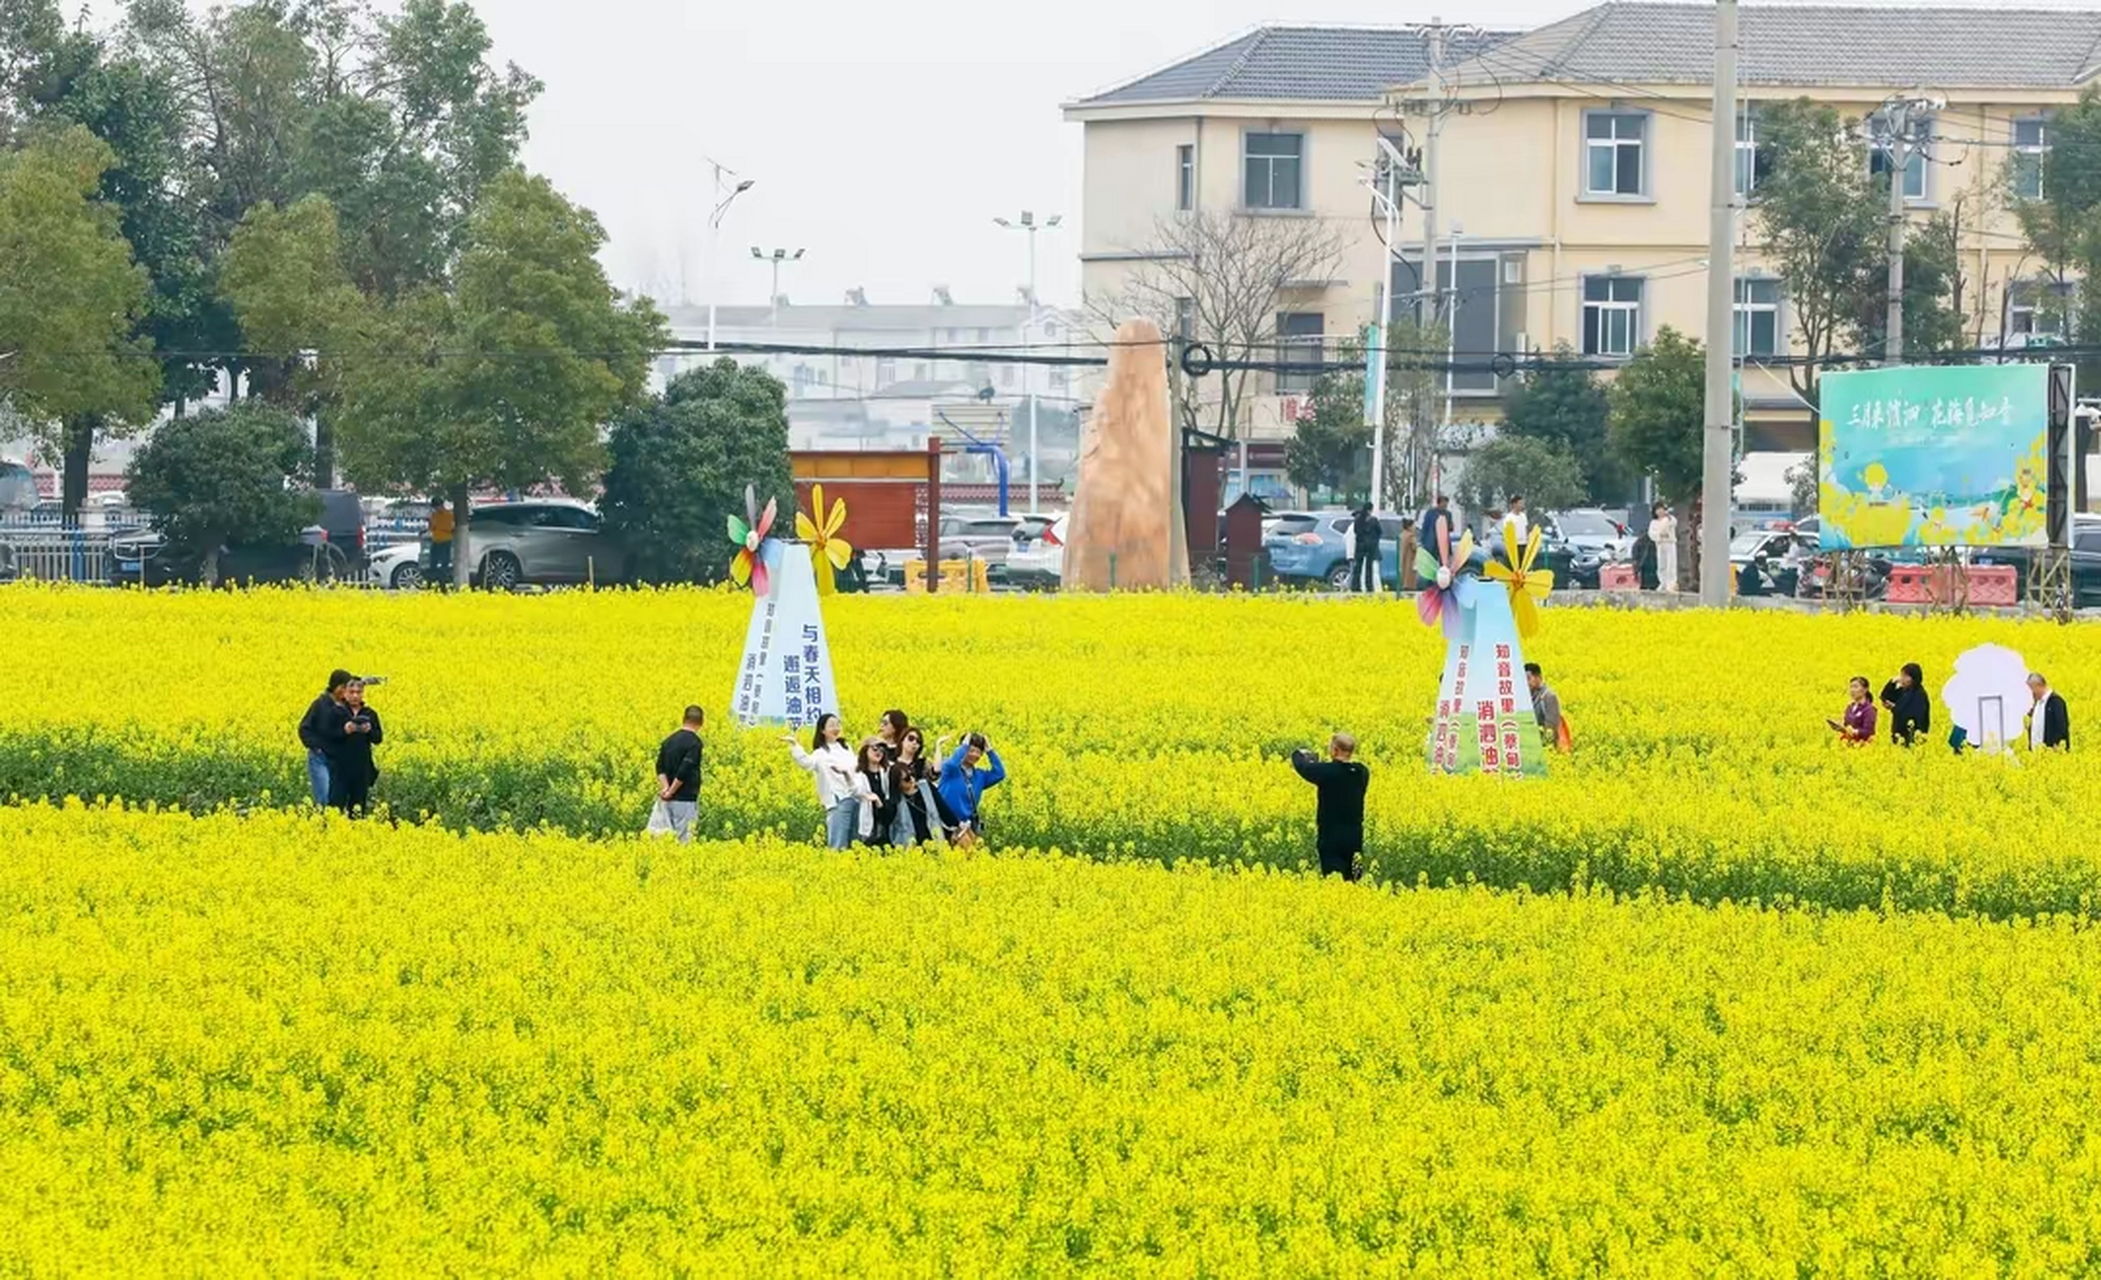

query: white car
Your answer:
[1006,514,1067,588]
[370,540,430,590]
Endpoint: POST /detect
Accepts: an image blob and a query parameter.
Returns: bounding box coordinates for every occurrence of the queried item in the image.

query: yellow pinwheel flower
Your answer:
[794,483,854,594]
[1483,518,1554,638]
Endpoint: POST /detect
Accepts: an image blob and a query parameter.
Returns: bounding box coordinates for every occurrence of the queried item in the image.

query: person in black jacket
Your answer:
[2027,673,2071,752]
[1290,733,1371,881]
[856,740,898,848]
[328,678,384,816]
[1880,662,1931,747]
[298,669,354,808]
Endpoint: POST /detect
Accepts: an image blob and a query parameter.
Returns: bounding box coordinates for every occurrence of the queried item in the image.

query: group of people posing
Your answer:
[297,670,386,815]
[1832,663,2072,751]
[649,706,1007,850]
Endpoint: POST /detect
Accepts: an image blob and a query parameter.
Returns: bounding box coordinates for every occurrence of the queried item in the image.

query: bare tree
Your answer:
[1088,211,1348,438]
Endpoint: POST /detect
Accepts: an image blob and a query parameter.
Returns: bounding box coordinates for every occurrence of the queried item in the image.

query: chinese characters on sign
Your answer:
[730,539,840,729]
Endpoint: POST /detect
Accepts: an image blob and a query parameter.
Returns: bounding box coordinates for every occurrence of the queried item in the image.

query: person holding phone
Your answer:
[1830,676,1877,744]
[1880,663,1931,747]
[329,678,384,816]
[786,713,860,849]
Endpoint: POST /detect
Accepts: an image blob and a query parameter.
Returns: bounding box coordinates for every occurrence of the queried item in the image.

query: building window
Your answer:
[1176,143,1195,211]
[1243,132,1303,210]
[1274,311,1324,392]
[2013,118,2049,200]
[791,363,813,397]
[1734,278,1780,357]
[1869,124,1929,200]
[2007,279,2069,340]
[1584,111,1647,197]
[875,358,896,387]
[1734,108,1769,197]
[1581,276,1642,357]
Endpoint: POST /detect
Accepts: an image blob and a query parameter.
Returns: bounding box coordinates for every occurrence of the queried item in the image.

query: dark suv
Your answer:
[108,488,367,586]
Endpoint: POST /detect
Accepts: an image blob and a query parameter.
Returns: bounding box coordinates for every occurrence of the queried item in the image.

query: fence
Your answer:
[0,519,117,585]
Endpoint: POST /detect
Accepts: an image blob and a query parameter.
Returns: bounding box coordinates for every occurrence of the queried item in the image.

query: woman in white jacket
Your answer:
[785,713,861,849]
[1649,502,1679,593]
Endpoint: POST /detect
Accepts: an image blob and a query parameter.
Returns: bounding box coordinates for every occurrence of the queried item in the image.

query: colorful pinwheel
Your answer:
[795,483,854,594]
[1484,519,1555,639]
[727,484,778,595]
[1413,528,1476,638]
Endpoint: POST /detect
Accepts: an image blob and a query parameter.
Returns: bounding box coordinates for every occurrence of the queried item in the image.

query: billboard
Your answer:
[1817,364,2049,550]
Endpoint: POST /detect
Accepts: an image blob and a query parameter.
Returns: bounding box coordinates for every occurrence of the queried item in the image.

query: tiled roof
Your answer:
[1074,25,1517,107]
[1437,2,2101,90]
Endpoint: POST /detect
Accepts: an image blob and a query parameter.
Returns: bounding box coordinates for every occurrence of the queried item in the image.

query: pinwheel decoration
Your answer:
[795,483,854,594]
[1413,528,1477,638]
[727,484,779,595]
[1484,519,1555,639]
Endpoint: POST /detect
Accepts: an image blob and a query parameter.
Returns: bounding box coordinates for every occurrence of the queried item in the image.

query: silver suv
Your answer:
[464,500,624,589]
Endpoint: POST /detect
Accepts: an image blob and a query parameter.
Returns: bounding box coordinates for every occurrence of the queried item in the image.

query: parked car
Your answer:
[1545,508,1629,563]
[107,527,350,587]
[1479,521,1582,589]
[1966,516,2101,607]
[369,540,430,590]
[1730,528,1817,597]
[1263,510,1409,590]
[877,511,1026,584]
[1006,515,1068,588]
[457,499,625,590]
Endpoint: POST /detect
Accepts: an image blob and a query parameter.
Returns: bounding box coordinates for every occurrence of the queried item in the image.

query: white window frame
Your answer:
[1581,275,1643,358]
[1734,107,1760,198]
[1868,121,1931,202]
[1242,131,1305,211]
[1734,277,1782,358]
[1274,311,1325,393]
[2013,116,2050,201]
[1582,110,1649,199]
[1176,143,1195,212]
[2006,278,2069,341]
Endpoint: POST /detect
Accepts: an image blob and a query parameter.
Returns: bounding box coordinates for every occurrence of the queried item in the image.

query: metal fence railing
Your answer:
[0,523,116,584]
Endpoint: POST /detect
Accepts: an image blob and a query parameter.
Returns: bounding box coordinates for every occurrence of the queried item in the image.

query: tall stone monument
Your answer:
[1063,317,1184,590]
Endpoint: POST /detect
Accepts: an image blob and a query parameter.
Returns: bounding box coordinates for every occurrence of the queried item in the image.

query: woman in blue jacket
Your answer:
[935,732,1005,846]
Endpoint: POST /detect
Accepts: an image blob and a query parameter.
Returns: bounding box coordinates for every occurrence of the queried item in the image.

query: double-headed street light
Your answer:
[994,210,1063,513]
[751,247,806,326]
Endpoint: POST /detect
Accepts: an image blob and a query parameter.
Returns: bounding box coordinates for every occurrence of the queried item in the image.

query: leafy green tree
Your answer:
[1608,327,1712,586]
[0,0,63,144]
[124,401,319,584]
[1456,435,1586,519]
[601,360,793,584]
[335,170,665,587]
[2013,83,2101,391]
[0,124,159,507]
[1285,340,1371,502]
[1498,344,1623,504]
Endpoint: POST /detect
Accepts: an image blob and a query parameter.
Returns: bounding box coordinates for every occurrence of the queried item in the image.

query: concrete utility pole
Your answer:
[1867,94,1941,366]
[995,211,1062,513]
[1417,17,1445,332]
[1699,0,1737,607]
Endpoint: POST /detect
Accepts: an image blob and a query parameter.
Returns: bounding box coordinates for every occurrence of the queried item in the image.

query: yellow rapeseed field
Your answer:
[4,802,2100,1274]
[2,583,2096,914]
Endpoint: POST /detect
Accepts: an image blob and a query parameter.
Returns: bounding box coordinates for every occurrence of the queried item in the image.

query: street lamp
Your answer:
[750,247,806,326]
[704,158,754,352]
[994,210,1062,513]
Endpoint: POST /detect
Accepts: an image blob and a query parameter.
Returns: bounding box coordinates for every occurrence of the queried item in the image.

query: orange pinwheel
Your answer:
[1484,518,1554,639]
[795,483,853,594]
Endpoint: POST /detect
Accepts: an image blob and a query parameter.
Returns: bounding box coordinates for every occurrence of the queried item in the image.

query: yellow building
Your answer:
[1064,4,2096,494]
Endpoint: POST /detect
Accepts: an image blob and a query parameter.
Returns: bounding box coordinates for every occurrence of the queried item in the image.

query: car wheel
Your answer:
[391,561,425,591]
[481,551,522,592]
[1325,563,1352,592]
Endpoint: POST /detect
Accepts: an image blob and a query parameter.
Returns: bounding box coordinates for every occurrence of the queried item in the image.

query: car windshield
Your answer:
[1555,511,1616,537]
[1729,533,1773,556]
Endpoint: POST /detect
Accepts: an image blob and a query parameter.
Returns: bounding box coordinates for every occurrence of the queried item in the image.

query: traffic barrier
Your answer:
[902,557,991,594]
[1600,564,1639,592]
[1884,564,2020,607]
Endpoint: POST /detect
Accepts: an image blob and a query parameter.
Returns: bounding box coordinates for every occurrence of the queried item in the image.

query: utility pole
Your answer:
[1699,0,1737,606]
[1867,94,1941,366]
[751,247,805,326]
[703,158,754,352]
[1362,135,1413,509]
[995,210,1062,513]
[1417,17,1445,333]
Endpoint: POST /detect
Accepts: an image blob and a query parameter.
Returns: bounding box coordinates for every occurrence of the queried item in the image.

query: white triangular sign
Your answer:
[730,541,840,729]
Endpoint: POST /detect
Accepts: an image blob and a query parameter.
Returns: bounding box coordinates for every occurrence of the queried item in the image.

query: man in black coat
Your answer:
[298,669,354,807]
[1349,506,1382,593]
[1290,733,1371,881]
[2028,673,2071,752]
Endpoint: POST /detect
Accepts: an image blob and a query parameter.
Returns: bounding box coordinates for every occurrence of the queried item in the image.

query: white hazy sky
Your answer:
[112,0,2090,312]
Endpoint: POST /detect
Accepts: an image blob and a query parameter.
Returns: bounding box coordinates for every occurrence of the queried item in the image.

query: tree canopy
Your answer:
[124,400,318,584]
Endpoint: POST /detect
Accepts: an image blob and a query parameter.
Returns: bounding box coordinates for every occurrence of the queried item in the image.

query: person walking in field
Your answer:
[1880,663,1931,747]
[649,705,705,842]
[2028,673,2070,752]
[298,669,354,808]
[1831,676,1878,744]
[328,678,384,817]
[935,732,1006,846]
[1526,663,1570,753]
[1291,733,1369,881]
[787,713,861,849]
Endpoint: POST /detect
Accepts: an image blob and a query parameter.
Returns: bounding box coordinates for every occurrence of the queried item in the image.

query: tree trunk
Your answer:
[450,482,473,590]
[61,415,97,519]
[1679,491,1702,592]
[201,543,221,588]
[313,412,334,490]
